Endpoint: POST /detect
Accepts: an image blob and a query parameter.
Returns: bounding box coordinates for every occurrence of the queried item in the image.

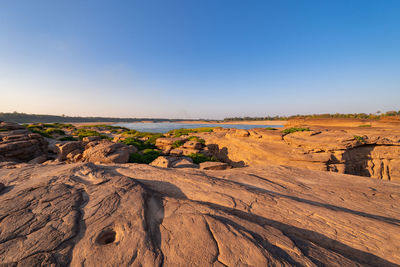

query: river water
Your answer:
[113,122,283,133]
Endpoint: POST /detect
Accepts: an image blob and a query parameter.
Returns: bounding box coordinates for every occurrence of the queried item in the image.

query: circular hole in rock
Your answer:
[96,229,116,245]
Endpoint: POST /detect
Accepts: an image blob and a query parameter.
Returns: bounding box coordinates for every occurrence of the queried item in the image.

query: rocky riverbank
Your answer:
[1,120,400,265]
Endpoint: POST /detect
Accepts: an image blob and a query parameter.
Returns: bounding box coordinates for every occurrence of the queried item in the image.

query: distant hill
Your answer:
[0,112,186,124]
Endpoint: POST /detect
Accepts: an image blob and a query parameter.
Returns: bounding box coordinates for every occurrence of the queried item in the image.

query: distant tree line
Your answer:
[0,112,190,123]
[223,111,400,121]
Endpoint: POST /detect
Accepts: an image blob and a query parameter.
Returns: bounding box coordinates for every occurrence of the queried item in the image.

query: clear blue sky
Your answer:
[0,0,399,119]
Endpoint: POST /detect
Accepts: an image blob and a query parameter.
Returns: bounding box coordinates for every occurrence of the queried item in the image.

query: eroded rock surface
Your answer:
[0,163,399,266]
[0,122,48,163]
[197,126,400,181]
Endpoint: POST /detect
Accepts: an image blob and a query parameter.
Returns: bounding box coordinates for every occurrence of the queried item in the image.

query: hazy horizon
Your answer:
[1,1,399,119]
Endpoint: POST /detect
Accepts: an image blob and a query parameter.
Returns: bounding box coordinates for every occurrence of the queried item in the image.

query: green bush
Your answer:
[59,136,78,141]
[358,124,371,127]
[264,127,277,130]
[121,130,163,145]
[354,135,364,142]
[74,129,110,140]
[30,129,52,138]
[43,123,75,129]
[282,127,310,135]
[168,127,214,137]
[45,128,65,135]
[187,153,217,164]
[188,136,206,144]
[128,149,161,164]
[82,124,130,133]
[172,140,185,148]
[120,137,157,150]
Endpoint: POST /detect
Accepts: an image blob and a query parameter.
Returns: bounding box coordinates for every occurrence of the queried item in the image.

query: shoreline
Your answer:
[71,120,287,126]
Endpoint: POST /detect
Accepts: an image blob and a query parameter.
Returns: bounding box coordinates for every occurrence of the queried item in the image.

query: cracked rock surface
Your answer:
[1,163,399,266]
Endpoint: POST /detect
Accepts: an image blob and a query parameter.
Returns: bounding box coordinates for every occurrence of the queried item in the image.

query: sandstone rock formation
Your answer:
[0,121,47,163]
[199,161,231,170]
[0,163,399,266]
[197,126,400,181]
[82,140,137,164]
[150,156,197,169]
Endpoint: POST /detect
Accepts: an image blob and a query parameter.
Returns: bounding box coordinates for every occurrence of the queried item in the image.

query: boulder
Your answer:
[150,156,179,168]
[183,141,202,150]
[0,122,48,162]
[150,156,196,168]
[82,136,102,142]
[155,137,187,148]
[55,141,84,161]
[82,141,136,164]
[28,155,47,164]
[199,161,231,170]
[171,158,198,168]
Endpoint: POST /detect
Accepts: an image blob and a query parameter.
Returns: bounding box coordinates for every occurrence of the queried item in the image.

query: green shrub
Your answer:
[354,135,364,142]
[264,127,277,130]
[74,129,110,140]
[59,136,78,141]
[43,123,75,129]
[30,129,52,138]
[172,140,185,148]
[188,136,206,144]
[168,127,214,137]
[187,153,217,164]
[282,127,310,135]
[121,130,163,145]
[27,124,43,130]
[82,124,129,133]
[120,137,156,150]
[45,128,65,135]
[358,124,371,127]
[128,149,161,164]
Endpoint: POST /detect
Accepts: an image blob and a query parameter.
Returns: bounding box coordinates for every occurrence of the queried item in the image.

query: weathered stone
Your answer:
[82,141,136,163]
[0,122,48,163]
[0,163,399,266]
[171,158,198,168]
[28,155,47,164]
[55,141,84,161]
[199,161,231,170]
[82,136,102,142]
[183,141,202,150]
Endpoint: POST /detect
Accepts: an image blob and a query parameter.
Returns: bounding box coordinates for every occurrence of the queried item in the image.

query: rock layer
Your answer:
[197,126,400,181]
[0,163,399,266]
[0,121,47,162]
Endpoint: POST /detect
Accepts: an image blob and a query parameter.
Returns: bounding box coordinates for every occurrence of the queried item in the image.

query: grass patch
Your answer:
[168,127,214,137]
[43,123,76,129]
[354,135,365,142]
[264,127,277,130]
[282,127,310,135]
[188,136,206,144]
[187,153,217,164]
[74,129,111,140]
[121,130,164,144]
[120,137,156,150]
[59,136,78,141]
[172,140,185,148]
[82,124,130,133]
[128,149,161,164]
[358,124,371,127]
[45,128,65,135]
[29,129,52,138]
